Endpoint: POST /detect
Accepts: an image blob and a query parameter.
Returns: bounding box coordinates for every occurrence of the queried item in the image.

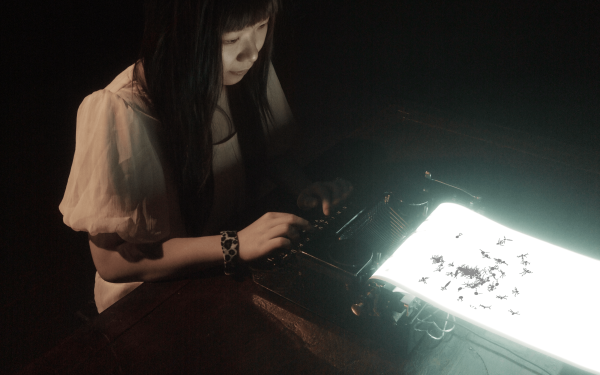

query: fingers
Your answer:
[297,179,354,216]
[332,178,353,202]
[298,183,331,213]
[310,183,332,216]
[297,192,319,210]
[265,237,292,252]
[262,214,310,251]
[267,222,301,241]
[263,212,312,231]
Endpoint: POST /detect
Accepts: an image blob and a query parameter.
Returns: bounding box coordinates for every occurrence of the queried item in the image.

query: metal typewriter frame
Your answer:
[250,171,483,330]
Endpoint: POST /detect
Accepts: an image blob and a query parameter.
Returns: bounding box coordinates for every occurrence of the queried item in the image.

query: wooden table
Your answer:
[19,103,599,375]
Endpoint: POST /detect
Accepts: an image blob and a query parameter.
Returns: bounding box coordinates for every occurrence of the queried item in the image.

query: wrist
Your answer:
[220,231,240,275]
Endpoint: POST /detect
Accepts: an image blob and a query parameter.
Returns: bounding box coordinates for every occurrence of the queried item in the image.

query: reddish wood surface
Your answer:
[20,273,412,375]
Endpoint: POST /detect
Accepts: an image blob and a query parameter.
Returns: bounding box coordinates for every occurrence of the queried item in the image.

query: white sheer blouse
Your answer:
[59,62,294,312]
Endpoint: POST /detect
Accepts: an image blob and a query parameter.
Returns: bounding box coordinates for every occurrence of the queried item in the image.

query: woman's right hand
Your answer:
[237,212,313,262]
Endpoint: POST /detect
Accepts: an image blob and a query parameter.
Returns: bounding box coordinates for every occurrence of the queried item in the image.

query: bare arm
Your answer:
[89,212,313,283]
[89,233,222,283]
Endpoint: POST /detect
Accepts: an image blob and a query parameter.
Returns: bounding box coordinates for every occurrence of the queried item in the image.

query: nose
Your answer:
[237,34,260,63]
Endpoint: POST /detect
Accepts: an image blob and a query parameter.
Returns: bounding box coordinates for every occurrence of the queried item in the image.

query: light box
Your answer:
[371,203,600,375]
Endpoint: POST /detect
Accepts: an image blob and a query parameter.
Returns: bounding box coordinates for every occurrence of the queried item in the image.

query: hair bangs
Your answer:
[221,0,279,32]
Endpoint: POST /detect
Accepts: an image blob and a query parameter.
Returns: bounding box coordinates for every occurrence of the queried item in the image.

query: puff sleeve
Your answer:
[59,89,170,244]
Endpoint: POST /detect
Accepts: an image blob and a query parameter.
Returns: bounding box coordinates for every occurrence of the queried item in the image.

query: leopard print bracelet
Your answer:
[220,231,239,275]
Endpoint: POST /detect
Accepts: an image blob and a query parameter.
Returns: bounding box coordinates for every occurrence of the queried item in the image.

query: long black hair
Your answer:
[133,0,280,236]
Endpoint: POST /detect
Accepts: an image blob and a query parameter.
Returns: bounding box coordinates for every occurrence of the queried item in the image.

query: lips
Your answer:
[230,69,250,76]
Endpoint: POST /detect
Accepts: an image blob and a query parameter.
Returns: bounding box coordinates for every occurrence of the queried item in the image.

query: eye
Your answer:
[258,22,268,29]
[223,38,239,45]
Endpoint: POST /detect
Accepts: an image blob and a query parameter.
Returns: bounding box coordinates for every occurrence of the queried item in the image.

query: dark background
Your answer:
[3,0,599,373]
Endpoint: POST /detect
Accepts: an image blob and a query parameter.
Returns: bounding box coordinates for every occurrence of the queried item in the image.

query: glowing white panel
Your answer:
[372,203,600,375]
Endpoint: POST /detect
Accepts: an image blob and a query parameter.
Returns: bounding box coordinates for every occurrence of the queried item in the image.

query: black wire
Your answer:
[415,310,487,374]
[441,318,553,375]
[470,346,490,375]
[432,178,480,200]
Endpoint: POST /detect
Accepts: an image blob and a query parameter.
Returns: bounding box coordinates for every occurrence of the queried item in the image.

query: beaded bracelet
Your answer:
[220,231,239,275]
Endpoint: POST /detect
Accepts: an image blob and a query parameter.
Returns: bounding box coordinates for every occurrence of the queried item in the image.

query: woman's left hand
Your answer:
[297,178,354,216]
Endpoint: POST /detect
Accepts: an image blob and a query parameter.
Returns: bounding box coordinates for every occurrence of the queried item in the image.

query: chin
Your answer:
[224,78,243,86]
[223,72,247,86]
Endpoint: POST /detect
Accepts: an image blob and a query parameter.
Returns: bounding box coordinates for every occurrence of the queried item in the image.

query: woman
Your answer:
[59,0,352,313]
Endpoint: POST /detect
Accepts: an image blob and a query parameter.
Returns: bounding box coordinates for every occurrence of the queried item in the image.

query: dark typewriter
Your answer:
[250,171,483,330]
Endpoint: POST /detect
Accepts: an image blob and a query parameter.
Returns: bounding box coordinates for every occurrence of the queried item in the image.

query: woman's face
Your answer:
[221,18,269,85]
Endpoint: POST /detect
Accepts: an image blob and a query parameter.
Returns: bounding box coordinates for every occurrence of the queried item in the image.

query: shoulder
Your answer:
[79,63,156,122]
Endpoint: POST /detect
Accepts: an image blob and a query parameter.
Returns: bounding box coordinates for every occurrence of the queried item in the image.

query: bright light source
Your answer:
[372,203,600,375]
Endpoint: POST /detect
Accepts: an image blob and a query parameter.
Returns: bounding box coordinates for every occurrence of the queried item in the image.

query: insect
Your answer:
[479,304,492,310]
[517,253,529,260]
[453,269,459,278]
[419,277,429,284]
[458,287,463,292]
[448,262,455,267]
[431,255,444,264]
[456,233,463,238]
[521,260,530,266]
[512,287,519,297]
[487,283,497,292]
[509,309,520,316]
[498,269,506,278]
[480,249,491,259]
[520,268,532,276]
[496,295,508,300]
[441,281,451,291]
[470,305,477,309]
[457,296,463,302]
[446,271,455,277]
[497,236,513,246]
[435,264,444,272]
[474,289,482,296]
[494,258,508,266]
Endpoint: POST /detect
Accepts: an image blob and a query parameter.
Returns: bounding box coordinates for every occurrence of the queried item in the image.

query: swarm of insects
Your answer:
[457,265,482,279]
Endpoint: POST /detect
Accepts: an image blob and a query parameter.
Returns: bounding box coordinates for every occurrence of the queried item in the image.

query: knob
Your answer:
[351,302,365,316]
